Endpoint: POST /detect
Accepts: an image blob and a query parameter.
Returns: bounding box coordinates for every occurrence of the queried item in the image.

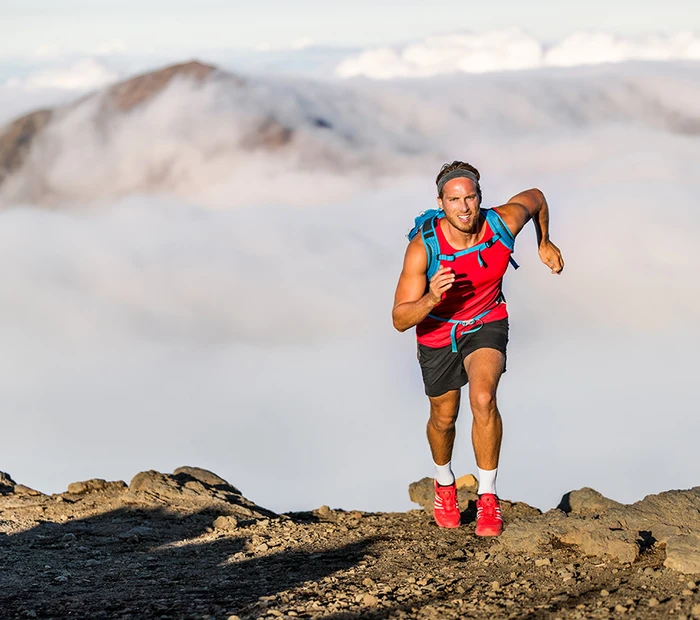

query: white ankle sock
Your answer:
[434,461,455,486]
[477,467,498,495]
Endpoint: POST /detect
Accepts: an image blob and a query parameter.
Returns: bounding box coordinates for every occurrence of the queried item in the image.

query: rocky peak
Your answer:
[101,60,223,113]
[0,60,299,205]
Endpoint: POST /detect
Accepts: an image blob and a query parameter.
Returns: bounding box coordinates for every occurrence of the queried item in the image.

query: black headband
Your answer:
[437,169,480,195]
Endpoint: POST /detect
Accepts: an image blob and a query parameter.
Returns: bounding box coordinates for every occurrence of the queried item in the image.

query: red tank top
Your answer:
[416,210,511,348]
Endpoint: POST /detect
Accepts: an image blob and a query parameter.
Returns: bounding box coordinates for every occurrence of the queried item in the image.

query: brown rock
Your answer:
[213,515,239,531]
[0,471,17,495]
[66,479,127,495]
[125,468,276,520]
[362,594,378,607]
[455,474,478,492]
[497,509,568,554]
[558,487,623,515]
[559,523,639,564]
[173,466,237,490]
[13,484,44,496]
[500,499,542,520]
[408,477,436,510]
[315,505,332,518]
[664,533,700,574]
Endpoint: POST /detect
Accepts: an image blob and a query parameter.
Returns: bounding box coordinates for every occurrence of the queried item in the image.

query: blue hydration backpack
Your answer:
[406,208,519,352]
[407,208,519,279]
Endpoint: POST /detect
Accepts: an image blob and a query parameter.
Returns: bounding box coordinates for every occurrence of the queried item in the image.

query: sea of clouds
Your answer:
[337,28,700,78]
[1,57,699,513]
[3,28,700,92]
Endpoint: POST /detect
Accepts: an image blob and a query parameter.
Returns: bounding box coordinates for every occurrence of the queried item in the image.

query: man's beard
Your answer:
[447,210,479,233]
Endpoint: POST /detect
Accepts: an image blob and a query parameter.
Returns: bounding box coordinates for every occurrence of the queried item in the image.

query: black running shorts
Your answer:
[416,318,509,397]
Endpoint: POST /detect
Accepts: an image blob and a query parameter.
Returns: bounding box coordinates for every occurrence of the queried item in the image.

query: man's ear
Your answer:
[436,196,443,210]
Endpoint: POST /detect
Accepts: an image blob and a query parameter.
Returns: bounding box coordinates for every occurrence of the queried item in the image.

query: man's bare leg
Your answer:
[464,347,506,535]
[427,389,462,528]
[463,348,505,471]
[426,389,461,467]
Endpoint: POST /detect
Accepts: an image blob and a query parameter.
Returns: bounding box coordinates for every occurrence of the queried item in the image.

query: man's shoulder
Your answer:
[485,205,520,239]
[404,233,428,271]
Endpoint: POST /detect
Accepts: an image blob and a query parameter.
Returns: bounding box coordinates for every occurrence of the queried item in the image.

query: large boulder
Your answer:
[66,479,127,495]
[125,466,276,520]
[665,533,700,574]
[499,486,700,574]
[557,487,623,515]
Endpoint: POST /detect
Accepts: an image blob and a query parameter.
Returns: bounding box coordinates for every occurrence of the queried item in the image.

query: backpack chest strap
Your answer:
[438,234,502,268]
[438,233,519,269]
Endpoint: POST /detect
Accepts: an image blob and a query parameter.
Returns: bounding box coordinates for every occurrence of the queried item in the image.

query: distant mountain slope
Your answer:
[0,59,436,207]
[0,60,698,207]
[0,62,215,186]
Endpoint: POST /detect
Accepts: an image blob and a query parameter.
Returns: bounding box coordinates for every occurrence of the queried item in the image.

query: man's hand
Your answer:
[538,240,564,274]
[428,265,456,302]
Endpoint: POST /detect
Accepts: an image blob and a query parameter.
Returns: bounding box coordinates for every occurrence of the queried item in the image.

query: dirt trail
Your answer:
[1,468,698,619]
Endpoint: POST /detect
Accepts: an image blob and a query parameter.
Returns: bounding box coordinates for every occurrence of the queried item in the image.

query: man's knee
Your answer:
[469,389,497,418]
[430,415,457,433]
[429,412,457,433]
[428,394,459,432]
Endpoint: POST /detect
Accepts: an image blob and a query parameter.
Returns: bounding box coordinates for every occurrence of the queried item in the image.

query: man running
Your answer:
[392,161,564,535]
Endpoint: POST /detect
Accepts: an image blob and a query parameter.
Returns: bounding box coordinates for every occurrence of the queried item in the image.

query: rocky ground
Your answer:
[1,468,699,620]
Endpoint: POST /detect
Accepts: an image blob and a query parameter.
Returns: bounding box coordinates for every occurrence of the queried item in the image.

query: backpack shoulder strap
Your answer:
[407,209,441,241]
[422,215,443,280]
[407,209,444,280]
[484,208,519,269]
[484,208,515,249]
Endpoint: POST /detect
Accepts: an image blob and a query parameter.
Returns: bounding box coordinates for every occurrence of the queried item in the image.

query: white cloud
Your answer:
[5,58,120,91]
[290,37,315,50]
[336,28,700,79]
[0,74,436,207]
[33,44,59,58]
[4,61,700,209]
[254,37,317,53]
[94,39,128,55]
[1,62,699,512]
[338,28,543,78]
[546,30,700,66]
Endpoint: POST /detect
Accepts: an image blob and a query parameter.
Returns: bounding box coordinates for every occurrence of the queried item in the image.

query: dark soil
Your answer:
[1,490,699,620]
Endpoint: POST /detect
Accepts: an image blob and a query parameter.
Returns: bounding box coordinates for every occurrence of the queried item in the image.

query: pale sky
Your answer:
[1,0,699,56]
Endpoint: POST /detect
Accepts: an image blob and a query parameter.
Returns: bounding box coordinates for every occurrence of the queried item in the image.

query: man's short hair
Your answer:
[436,161,482,202]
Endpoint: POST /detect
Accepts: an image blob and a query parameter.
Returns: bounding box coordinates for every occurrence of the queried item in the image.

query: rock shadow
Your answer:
[0,505,379,619]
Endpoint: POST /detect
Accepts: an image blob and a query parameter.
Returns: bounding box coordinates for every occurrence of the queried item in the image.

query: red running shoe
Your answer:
[475,493,503,536]
[433,480,461,528]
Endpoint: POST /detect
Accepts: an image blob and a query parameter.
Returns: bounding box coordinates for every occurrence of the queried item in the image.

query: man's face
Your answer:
[437,177,481,234]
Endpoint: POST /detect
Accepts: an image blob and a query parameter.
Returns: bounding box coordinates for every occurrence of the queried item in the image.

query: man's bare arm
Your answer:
[493,188,564,274]
[392,237,456,332]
